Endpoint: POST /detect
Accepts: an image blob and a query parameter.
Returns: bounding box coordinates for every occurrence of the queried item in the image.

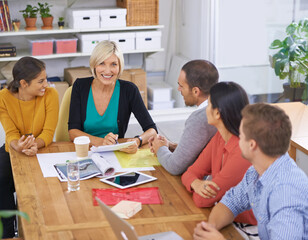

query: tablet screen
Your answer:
[100,172,157,189]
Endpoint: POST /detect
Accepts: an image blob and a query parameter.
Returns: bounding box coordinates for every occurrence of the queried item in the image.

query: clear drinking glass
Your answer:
[67,161,80,191]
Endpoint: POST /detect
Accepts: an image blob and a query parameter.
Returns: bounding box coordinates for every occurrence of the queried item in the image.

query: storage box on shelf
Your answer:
[54,38,78,54]
[136,31,161,50]
[64,66,92,86]
[147,81,174,110]
[29,38,53,56]
[67,9,100,29]
[100,8,127,28]
[76,33,109,53]
[116,0,159,26]
[109,32,135,52]
[119,68,147,108]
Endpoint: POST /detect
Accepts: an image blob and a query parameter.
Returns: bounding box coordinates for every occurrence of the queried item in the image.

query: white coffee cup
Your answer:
[74,136,90,159]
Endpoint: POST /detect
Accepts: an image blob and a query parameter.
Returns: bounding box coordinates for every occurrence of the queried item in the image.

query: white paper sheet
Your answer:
[90,141,135,152]
[37,151,155,178]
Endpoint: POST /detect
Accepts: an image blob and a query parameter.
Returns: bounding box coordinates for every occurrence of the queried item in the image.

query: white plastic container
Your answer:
[147,81,173,102]
[148,100,175,110]
[109,32,135,52]
[67,9,100,29]
[135,31,162,50]
[76,33,109,53]
[100,8,127,28]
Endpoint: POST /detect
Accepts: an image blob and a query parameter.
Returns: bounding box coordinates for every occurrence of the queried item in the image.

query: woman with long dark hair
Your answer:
[182,82,256,226]
[0,57,59,237]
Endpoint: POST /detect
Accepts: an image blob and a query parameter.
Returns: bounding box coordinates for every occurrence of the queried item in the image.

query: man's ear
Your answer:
[192,87,201,97]
[19,79,28,88]
[249,139,257,151]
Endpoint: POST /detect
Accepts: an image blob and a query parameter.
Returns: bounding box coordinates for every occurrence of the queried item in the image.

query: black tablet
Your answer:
[100,171,157,189]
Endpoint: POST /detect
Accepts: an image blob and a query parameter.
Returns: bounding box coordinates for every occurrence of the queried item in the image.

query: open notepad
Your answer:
[90,141,135,152]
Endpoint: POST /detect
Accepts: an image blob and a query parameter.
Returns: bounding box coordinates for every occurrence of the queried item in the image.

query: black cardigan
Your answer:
[68,77,157,138]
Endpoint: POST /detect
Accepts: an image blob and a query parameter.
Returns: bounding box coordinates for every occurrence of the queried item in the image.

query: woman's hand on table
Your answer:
[193,221,225,240]
[14,135,36,152]
[191,179,220,199]
[22,143,38,156]
[119,139,138,154]
[148,135,168,154]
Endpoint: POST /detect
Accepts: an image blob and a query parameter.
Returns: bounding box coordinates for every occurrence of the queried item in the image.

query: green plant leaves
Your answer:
[0,210,29,238]
[269,18,308,87]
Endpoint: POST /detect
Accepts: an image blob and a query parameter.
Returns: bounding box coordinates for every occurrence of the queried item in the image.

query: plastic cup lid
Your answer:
[74,136,90,144]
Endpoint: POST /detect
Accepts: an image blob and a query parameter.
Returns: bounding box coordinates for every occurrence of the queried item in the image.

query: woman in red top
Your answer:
[182,82,256,225]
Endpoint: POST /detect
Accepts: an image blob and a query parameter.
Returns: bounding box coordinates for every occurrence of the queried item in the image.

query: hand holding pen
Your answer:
[103,133,119,145]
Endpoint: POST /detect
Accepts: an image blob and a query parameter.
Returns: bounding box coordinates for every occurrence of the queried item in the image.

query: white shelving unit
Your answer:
[0,25,164,62]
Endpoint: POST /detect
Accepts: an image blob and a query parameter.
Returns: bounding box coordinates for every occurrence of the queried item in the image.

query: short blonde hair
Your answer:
[89,40,124,79]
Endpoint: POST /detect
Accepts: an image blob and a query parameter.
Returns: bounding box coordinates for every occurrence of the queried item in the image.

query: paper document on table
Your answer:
[99,151,155,172]
[37,151,154,178]
[114,149,161,168]
[37,151,82,177]
[91,141,135,152]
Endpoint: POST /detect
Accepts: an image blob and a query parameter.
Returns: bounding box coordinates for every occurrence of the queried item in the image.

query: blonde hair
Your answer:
[89,40,124,79]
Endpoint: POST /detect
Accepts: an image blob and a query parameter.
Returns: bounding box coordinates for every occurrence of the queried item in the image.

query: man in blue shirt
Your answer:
[193,103,308,240]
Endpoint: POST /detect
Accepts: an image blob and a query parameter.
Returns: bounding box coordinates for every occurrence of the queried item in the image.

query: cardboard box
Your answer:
[29,38,53,56]
[135,31,161,50]
[54,38,78,54]
[48,81,69,105]
[109,32,135,52]
[76,33,109,53]
[67,9,100,29]
[119,68,147,108]
[64,66,92,86]
[100,8,127,28]
[147,81,172,102]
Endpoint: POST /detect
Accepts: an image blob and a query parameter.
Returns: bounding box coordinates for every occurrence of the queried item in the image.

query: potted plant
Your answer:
[58,17,65,29]
[38,2,53,30]
[0,210,29,238]
[19,4,39,30]
[12,19,21,31]
[269,18,308,101]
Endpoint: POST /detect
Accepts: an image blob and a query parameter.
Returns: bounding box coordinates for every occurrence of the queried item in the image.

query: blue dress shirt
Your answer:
[221,153,308,240]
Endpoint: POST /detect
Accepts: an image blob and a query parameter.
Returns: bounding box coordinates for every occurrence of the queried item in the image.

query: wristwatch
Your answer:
[134,135,143,148]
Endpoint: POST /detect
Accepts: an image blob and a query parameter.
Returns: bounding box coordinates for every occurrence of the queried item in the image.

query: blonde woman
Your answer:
[68,40,157,153]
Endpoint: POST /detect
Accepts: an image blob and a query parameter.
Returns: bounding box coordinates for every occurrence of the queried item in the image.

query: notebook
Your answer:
[96,197,183,240]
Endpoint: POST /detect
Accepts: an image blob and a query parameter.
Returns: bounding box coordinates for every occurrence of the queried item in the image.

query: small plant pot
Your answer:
[12,21,21,31]
[283,83,307,102]
[58,21,64,29]
[41,16,53,30]
[24,17,37,30]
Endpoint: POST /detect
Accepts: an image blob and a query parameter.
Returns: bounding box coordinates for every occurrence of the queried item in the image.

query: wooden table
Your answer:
[10,142,243,240]
[274,102,308,160]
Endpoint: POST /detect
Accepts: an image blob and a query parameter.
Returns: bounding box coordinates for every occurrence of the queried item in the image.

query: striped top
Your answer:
[221,153,308,240]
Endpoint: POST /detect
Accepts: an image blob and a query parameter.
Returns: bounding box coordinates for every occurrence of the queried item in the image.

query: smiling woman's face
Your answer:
[95,54,120,86]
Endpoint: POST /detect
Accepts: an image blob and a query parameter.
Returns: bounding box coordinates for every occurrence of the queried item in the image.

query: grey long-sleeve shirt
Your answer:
[157,107,217,175]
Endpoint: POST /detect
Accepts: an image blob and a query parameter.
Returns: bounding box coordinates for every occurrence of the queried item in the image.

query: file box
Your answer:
[100,8,127,28]
[76,33,109,53]
[109,32,135,52]
[67,9,100,29]
[135,31,161,50]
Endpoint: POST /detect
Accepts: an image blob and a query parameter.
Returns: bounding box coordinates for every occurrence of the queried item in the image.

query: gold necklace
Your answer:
[17,93,36,136]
